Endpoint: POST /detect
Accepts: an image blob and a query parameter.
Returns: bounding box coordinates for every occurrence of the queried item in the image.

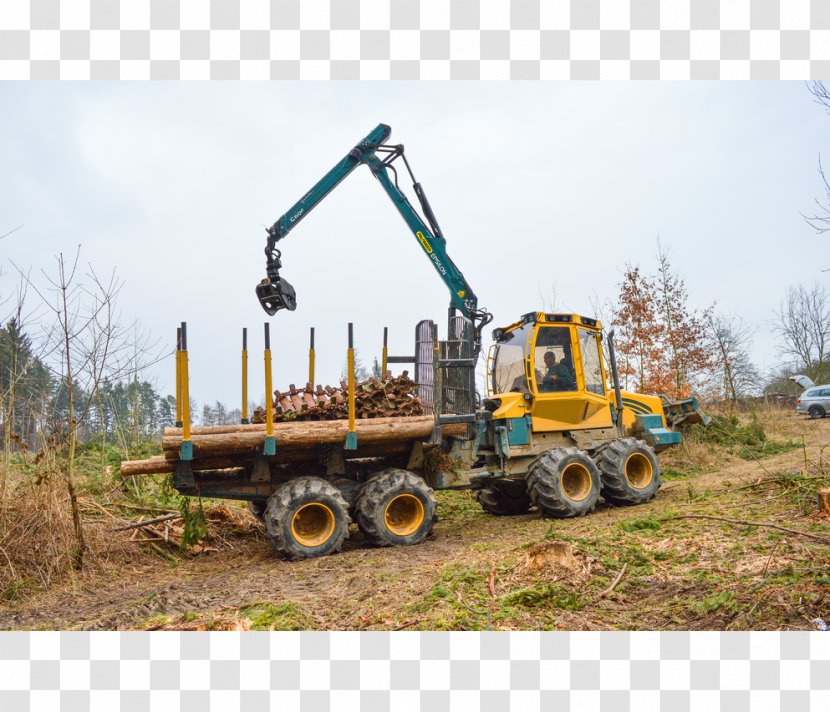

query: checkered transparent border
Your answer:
[2,2,829,711]
[1,631,829,710]
[0,0,829,79]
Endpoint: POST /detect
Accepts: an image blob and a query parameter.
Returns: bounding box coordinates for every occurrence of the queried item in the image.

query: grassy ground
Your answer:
[0,405,828,631]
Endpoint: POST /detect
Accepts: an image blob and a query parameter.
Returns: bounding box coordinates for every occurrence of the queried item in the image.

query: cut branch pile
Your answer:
[252,372,423,423]
[105,504,260,554]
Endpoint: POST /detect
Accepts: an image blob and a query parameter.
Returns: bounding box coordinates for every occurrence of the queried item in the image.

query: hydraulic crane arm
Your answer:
[256,123,493,351]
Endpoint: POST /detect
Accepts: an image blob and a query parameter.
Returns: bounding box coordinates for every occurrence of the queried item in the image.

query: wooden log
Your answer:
[161,417,461,459]
[163,414,426,438]
[120,455,251,477]
[160,438,413,462]
[126,440,415,477]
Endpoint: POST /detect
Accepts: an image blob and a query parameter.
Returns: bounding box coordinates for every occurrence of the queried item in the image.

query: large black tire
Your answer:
[248,500,267,523]
[355,469,437,547]
[527,448,601,518]
[809,405,826,420]
[597,438,662,506]
[476,479,532,516]
[263,477,351,560]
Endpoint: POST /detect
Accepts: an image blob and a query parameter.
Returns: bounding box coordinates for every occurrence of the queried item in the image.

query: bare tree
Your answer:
[537,284,558,313]
[20,249,139,570]
[808,80,830,113]
[773,283,830,385]
[706,312,760,404]
[804,82,830,234]
[802,158,830,235]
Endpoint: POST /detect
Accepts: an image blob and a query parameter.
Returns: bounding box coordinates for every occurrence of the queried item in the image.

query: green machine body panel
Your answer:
[636,413,683,452]
[506,416,531,446]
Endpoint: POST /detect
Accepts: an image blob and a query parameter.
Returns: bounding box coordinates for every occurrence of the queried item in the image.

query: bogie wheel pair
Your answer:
[262,471,436,560]
[263,477,351,560]
[596,438,662,506]
[355,469,437,547]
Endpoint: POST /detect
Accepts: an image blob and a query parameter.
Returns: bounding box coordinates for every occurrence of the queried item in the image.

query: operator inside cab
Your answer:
[537,350,576,393]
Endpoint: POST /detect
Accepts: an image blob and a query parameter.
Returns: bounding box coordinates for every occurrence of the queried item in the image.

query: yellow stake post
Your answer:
[381,326,388,379]
[308,327,315,389]
[241,328,249,424]
[345,322,357,450]
[263,323,276,455]
[180,322,193,461]
[175,327,183,427]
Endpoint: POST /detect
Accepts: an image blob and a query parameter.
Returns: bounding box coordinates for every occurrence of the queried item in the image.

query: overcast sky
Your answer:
[1,82,827,407]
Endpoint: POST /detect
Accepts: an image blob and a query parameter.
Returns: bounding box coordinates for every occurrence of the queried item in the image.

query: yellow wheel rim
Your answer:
[290,502,336,548]
[624,453,653,489]
[561,463,593,502]
[384,494,425,537]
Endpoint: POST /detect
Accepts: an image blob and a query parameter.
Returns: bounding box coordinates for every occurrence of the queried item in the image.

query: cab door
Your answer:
[530,325,614,432]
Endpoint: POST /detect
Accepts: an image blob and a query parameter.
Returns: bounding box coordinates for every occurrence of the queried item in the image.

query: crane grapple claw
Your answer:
[256,277,297,315]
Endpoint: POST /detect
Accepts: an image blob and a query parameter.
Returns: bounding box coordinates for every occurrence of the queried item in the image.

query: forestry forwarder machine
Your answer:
[243,123,708,559]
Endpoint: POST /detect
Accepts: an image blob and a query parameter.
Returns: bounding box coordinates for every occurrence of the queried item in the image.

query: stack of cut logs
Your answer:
[252,372,423,423]
[118,372,448,478]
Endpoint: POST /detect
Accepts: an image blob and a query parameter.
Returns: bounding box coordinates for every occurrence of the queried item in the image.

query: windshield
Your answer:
[579,328,605,395]
[492,324,531,393]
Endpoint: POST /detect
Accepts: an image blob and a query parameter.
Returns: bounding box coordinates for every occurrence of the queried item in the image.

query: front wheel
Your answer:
[527,448,601,518]
[263,477,351,560]
[355,469,437,547]
[597,438,662,506]
[809,405,826,420]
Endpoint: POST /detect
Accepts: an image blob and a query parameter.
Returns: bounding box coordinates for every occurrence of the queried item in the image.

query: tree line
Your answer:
[0,316,248,453]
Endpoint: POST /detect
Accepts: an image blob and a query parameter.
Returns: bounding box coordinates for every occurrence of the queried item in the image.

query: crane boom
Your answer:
[256,123,492,350]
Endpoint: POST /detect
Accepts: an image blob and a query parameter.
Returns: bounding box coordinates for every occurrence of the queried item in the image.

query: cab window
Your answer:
[492,324,532,393]
[579,328,605,395]
[534,326,577,393]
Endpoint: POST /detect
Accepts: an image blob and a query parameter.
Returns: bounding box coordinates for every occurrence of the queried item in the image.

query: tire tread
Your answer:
[264,477,351,560]
[355,468,437,547]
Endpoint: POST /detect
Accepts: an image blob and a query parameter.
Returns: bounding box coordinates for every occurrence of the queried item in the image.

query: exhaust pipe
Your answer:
[607,330,625,437]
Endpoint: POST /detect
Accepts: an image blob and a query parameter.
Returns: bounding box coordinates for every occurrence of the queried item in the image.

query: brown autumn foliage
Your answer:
[612,265,663,393]
[612,247,714,399]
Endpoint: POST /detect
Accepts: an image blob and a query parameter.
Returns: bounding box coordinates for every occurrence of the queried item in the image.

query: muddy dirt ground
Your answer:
[2,411,828,631]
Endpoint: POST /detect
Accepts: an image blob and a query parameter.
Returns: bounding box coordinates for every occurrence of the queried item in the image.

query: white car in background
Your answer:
[791,375,830,419]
